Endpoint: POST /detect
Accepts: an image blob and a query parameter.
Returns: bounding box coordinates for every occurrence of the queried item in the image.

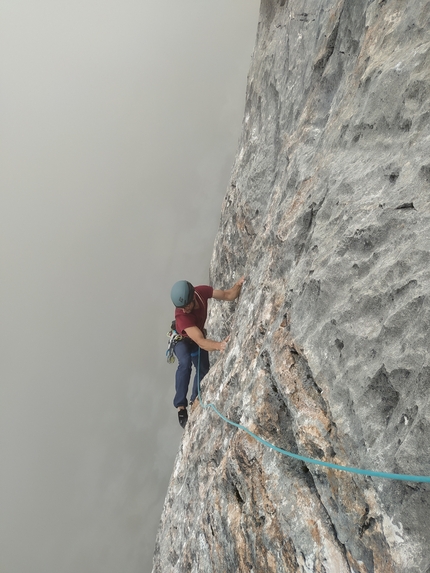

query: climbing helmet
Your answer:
[171,280,195,308]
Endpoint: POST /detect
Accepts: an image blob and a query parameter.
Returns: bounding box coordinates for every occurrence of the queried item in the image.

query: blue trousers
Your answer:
[173,339,209,408]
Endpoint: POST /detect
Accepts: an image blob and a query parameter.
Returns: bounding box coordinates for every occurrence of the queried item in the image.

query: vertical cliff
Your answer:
[153,1,430,571]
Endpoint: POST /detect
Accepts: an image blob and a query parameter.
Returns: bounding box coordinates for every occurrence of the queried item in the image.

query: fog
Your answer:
[0,1,259,572]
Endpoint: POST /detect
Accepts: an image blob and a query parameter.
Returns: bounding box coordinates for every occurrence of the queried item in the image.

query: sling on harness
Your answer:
[166,321,183,364]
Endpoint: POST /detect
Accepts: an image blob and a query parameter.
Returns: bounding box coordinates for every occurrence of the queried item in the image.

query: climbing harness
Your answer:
[166,323,183,364]
[195,348,430,483]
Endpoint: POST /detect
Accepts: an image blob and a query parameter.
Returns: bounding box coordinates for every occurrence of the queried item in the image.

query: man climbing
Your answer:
[170,277,244,428]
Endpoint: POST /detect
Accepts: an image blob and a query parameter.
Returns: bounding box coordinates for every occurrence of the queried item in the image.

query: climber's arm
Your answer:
[212,276,245,302]
[184,326,228,352]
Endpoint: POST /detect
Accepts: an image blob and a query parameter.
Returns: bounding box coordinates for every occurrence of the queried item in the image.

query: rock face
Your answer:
[153,1,430,571]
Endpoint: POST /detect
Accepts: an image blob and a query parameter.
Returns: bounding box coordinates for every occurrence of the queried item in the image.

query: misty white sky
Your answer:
[0,1,259,572]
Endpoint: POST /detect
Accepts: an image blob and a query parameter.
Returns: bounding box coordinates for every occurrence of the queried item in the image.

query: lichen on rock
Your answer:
[153,1,430,571]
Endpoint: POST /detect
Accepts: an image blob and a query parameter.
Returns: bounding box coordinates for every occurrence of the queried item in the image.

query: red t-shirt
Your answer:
[175,285,213,336]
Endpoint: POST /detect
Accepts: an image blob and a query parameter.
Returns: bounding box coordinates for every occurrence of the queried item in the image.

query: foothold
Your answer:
[233,483,244,505]
[419,164,430,182]
[395,202,415,210]
[359,507,376,538]
[399,119,412,132]
[389,171,399,183]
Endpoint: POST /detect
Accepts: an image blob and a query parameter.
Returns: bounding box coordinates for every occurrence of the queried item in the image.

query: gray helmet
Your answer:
[171,280,194,308]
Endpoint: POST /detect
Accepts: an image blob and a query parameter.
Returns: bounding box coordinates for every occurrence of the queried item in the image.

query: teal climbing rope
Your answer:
[196,349,430,483]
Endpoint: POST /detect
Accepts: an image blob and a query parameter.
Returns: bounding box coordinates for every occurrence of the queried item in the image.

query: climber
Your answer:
[170,277,244,428]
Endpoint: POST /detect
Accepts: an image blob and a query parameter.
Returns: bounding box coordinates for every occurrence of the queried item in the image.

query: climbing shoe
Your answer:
[178,408,188,429]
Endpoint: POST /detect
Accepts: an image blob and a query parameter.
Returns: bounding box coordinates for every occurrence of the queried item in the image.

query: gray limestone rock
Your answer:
[153,1,430,571]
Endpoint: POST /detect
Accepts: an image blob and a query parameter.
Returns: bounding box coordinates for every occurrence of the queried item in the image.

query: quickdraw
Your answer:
[166,324,183,364]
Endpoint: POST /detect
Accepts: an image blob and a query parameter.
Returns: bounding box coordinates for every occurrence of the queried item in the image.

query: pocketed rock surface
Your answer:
[153,1,430,571]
